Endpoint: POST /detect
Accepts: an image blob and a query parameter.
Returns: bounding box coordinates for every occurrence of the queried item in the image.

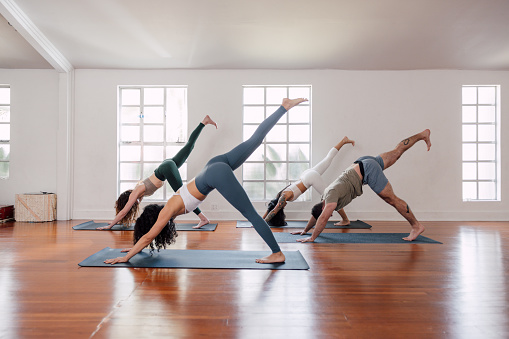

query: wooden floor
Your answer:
[1,219,508,339]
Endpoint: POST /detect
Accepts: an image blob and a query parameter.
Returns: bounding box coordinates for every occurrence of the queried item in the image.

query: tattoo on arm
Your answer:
[402,138,410,145]
[406,204,410,213]
[265,195,287,222]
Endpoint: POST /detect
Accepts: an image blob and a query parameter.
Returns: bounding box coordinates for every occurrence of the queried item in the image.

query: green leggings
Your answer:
[154,122,205,215]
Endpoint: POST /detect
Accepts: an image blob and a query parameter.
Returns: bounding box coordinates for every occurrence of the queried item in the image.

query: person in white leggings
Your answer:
[263,136,355,226]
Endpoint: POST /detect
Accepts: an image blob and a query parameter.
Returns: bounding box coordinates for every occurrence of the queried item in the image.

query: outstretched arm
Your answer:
[104,196,182,264]
[98,188,141,230]
[297,202,337,242]
[264,194,288,223]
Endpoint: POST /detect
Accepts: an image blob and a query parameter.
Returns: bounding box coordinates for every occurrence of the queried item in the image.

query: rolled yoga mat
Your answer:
[236,219,372,229]
[73,220,217,231]
[273,232,442,244]
[78,247,309,270]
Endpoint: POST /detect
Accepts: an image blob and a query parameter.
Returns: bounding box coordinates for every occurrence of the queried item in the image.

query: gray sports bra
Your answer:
[142,178,159,197]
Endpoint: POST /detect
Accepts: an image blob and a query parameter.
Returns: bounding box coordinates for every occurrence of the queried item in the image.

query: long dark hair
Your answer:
[133,204,177,253]
[115,190,139,227]
[265,186,290,226]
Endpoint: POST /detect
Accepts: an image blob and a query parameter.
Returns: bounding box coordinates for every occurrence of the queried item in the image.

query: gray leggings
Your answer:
[195,105,287,253]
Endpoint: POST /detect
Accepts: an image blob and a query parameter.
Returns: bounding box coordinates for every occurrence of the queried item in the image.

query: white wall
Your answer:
[71,69,509,222]
[1,69,507,221]
[0,69,59,205]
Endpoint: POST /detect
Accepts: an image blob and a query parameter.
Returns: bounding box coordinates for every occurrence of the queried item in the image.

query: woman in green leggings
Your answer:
[98,115,217,230]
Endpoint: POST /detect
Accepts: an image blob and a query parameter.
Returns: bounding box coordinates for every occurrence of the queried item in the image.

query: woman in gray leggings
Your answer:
[104,97,308,265]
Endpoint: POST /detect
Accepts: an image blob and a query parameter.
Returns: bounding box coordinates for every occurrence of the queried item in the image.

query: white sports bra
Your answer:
[283,183,304,202]
[175,183,203,213]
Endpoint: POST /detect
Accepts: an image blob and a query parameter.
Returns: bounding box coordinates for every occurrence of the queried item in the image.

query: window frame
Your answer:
[461,85,501,201]
[117,86,188,201]
[0,85,10,180]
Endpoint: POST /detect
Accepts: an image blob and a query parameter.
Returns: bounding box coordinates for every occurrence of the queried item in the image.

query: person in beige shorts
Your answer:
[292,129,432,242]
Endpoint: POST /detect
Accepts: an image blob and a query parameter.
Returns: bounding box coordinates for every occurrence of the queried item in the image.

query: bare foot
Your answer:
[202,115,218,129]
[403,223,426,241]
[342,136,355,147]
[334,220,350,226]
[282,98,308,110]
[193,219,210,229]
[422,129,431,151]
[255,251,286,264]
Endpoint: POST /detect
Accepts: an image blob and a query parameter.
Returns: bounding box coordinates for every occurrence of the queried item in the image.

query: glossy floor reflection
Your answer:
[0,220,508,338]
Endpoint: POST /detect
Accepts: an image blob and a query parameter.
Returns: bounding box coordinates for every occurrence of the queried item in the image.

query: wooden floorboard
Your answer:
[1,220,508,338]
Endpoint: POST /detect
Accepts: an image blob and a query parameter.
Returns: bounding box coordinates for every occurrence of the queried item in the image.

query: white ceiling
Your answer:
[1,0,509,71]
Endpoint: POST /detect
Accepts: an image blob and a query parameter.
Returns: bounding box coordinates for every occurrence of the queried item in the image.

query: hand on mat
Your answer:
[296,237,314,243]
[120,248,132,252]
[104,256,129,265]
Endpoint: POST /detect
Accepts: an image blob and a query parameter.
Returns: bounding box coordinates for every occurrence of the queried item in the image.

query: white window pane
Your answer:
[120,145,140,161]
[119,182,134,194]
[243,163,264,180]
[166,146,183,158]
[0,88,10,104]
[478,144,495,161]
[144,107,164,123]
[289,163,309,180]
[0,162,8,178]
[143,163,158,178]
[121,106,141,123]
[478,182,496,200]
[178,163,187,181]
[0,125,10,141]
[462,182,477,200]
[144,146,164,161]
[120,163,141,181]
[244,88,264,105]
[0,107,10,122]
[266,125,287,142]
[266,182,288,200]
[462,87,477,105]
[289,144,310,161]
[0,144,9,160]
[121,89,140,105]
[244,182,264,200]
[166,184,176,195]
[266,144,287,161]
[121,126,140,142]
[478,87,496,105]
[478,106,495,123]
[462,125,476,142]
[289,125,310,142]
[478,163,496,180]
[462,106,476,123]
[478,125,495,142]
[247,145,264,162]
[166,122,185,143]
[144,88,164,105]
[266,162,287,180]
[244,106,264,123]
[289,87,310,99]
[144,125,164,142]
[295,189,311,202]
[289,106,310,123]
[266,106,287,123]
[166,88,187,108]
[243,125,257,141]
[462,162,476,180]
[462,144,476,161]
[266,88,287,105]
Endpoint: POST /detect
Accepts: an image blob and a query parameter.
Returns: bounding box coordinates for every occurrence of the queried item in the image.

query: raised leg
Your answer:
[172,122,206,168]
[379,129,431,170]
[377,182,425,241]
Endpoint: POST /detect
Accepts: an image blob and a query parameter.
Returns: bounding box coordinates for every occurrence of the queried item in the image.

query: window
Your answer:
[462,85,501,201]
[118,86,188,201]
[242,85,312,201]
[0,86,10,179]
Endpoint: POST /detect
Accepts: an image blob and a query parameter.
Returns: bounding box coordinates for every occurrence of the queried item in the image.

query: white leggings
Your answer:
[300,147,339,195]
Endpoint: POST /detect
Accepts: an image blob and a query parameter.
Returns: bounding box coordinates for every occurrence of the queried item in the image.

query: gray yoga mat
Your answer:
[273,232,442,244]
[78,247,309,270]
[237,219,372,229]
[73,220,217,231]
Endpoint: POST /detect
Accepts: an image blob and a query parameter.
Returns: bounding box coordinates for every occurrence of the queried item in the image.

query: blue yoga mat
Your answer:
[78,247,309,270]
[73,220,217,231]
[236,219,372,229]
[273,232,442,244]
